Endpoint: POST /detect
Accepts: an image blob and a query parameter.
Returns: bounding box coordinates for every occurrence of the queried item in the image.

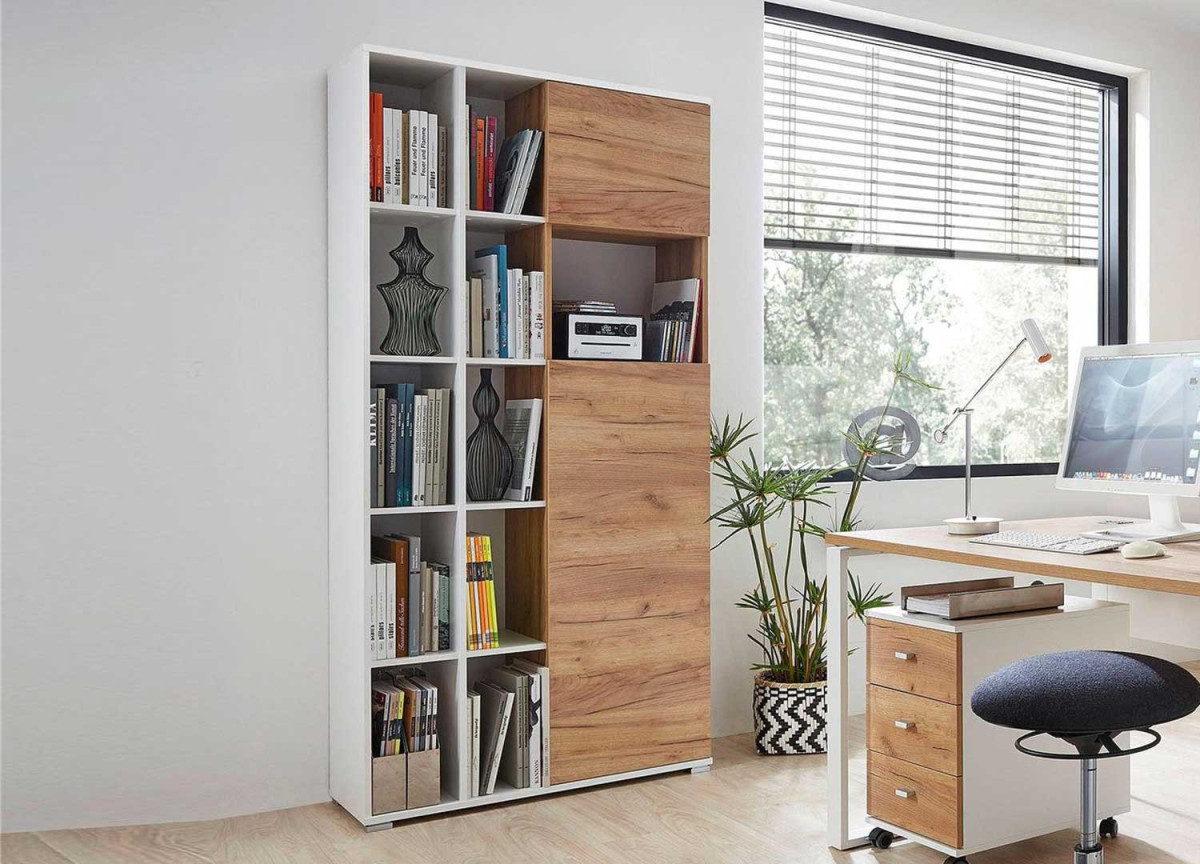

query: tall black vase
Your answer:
[375,226,448,356]
[465,369,514,501]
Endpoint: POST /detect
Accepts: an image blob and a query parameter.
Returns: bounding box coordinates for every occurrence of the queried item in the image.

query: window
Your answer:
[763,5,1127,477]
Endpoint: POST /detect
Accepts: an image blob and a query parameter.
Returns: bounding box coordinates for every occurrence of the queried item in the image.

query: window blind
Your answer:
[765,17,1103,265]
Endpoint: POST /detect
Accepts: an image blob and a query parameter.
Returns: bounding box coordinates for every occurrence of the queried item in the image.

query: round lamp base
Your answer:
[945,516,1002,535]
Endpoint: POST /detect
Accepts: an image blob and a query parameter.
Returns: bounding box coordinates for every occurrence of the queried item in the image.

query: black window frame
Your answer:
[763,3,1128,480]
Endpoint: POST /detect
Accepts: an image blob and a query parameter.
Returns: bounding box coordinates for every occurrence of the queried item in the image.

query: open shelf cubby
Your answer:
[331,45,712,829]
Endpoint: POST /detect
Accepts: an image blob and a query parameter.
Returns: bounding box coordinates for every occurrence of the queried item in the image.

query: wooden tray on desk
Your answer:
[902,577,1065,619]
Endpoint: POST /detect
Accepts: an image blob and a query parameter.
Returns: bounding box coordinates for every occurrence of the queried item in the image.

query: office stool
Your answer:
[971,651,1200,864]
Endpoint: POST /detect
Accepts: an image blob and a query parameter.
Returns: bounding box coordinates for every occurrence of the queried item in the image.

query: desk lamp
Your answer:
[933,318,1052,535]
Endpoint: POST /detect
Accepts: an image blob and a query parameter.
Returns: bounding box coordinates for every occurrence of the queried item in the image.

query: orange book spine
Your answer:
[482,535,498,648]
[370,92,384,202]
[474,118,485,212]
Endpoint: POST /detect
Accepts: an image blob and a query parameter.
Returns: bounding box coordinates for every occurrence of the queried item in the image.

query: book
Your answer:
[421,563,433,653]
[469,277,484,357]
[407,109,421,205]
[371,559,386,661]
[368,392,379,508]
[437,126,447,208]
[467,689,481,797]
[474,115,485,210]
[513,130,543,215]
[412,394,426,507]
[371,535,409,657]
[474,680,514,795]
[436,563,450,650]
[475,246,508,358]
[504,399,543,502]
[374,389,386,506]
[367,563,377,657]
[383,108,394,203]
[400,112,409,204]
[486,666,530,789]
[469,254,499,358]
[493,130,530,214]
[426,112,439,209]
[384,390,398,507]
[400,383,414,505]
[530,271,545,360]
[510,658,549,787]
[386,532,422,656]
[370,92,383,202]
[372,680,405,756]
[484,116,497,211]
[649,278,701,362]
[508,268,523,359]
[481,535,498,648]
[384,559,396,658]
[435,389,449,505]
[417,110,429,206]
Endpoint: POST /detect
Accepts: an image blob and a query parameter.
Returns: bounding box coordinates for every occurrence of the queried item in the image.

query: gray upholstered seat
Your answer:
[971,650,1200,734]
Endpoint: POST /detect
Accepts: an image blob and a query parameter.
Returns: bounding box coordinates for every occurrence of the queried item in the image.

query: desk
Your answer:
[824,515,1200,850]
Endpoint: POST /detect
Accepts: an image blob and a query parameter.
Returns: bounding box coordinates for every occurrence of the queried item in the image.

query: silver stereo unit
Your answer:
[554,313,643,360]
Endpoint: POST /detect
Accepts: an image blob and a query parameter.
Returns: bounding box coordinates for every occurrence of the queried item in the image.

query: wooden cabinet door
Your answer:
[544,82,710,236]
[546,360,711,783]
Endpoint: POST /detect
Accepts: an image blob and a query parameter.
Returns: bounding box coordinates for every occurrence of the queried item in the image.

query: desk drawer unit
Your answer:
[864,598,1131,859]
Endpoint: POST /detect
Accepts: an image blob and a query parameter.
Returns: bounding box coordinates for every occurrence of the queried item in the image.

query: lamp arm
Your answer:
[934,337,1028,441]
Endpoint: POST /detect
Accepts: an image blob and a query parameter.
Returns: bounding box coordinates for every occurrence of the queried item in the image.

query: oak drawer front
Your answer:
[868,685,961,775]
[868,750,962,848]
[868,619,961,704]
[544,82,710,236]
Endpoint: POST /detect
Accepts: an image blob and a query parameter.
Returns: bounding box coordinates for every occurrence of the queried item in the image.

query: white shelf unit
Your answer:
[330,44,712,831]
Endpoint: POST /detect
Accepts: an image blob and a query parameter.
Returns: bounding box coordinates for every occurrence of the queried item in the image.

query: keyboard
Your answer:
[970,531,1122,555]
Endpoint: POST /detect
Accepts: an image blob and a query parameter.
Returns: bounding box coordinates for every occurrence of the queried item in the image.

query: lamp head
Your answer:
[1021,318,1052,363]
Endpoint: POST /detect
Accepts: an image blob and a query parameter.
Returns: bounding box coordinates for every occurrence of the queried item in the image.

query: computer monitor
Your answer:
[1057,341,1200,542]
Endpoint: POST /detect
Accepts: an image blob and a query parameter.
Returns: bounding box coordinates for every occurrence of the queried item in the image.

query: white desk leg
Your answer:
[827,544,872,851]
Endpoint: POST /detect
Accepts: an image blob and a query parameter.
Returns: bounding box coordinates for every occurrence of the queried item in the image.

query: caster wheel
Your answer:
[869,827,895,850]
[1100,817,1119,839]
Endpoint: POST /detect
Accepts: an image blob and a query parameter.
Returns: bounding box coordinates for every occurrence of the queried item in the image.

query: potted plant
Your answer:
[710,352,934,755]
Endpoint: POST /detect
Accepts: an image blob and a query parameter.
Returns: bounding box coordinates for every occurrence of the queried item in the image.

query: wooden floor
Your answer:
[6,668,1199,864]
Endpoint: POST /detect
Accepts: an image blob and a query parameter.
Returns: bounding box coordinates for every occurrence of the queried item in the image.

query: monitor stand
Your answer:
[1083,494,1200,543]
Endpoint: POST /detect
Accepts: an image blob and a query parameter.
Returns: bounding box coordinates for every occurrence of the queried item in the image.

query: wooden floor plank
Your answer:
[5,674,1197,864]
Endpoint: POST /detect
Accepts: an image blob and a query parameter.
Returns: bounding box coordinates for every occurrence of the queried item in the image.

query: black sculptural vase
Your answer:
[465,369,514,501]
[375,226,448,356]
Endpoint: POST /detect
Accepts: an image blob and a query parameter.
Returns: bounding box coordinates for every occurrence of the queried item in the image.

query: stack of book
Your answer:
[467,245,545,359]
[468,659,549,795]
[372,670,439,756]
[646,278,702,363]
[465,533,498,650]
[468,111,542,214]
[370,533,450,659]
[369,92,446,208]
[369,385,451,508]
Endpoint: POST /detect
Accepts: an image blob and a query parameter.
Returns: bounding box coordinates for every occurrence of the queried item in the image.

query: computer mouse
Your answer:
[1121,540,1166,559]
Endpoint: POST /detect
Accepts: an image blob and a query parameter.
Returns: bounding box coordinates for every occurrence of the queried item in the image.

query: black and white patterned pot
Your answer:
[753,672,827,755]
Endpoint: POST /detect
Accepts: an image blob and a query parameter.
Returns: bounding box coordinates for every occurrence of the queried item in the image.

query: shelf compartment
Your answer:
[465,629,546,657]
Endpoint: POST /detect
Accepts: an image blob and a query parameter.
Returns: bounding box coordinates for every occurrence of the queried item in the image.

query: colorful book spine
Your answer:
[474,116,485,210]
[484,116,497,211]
[370,92,383,202]
[482,535,498,648]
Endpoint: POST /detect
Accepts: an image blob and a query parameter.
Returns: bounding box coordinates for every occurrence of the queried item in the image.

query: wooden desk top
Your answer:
[827,516,1200,597]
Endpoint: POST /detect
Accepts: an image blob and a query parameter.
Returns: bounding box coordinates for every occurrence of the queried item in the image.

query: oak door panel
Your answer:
[546,360,711,783]
[544,82,710,236]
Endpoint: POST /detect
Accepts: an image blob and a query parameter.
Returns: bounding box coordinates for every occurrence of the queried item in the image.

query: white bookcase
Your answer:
[329,44,713,830]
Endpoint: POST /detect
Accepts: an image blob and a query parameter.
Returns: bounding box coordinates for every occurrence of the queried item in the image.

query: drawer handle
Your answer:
[894,719,915,730]
[895,788,916,800]
[894,651,916,661]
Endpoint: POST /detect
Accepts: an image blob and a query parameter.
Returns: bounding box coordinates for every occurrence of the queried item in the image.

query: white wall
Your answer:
[3,0,1197,834]
[0,0,763,833]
